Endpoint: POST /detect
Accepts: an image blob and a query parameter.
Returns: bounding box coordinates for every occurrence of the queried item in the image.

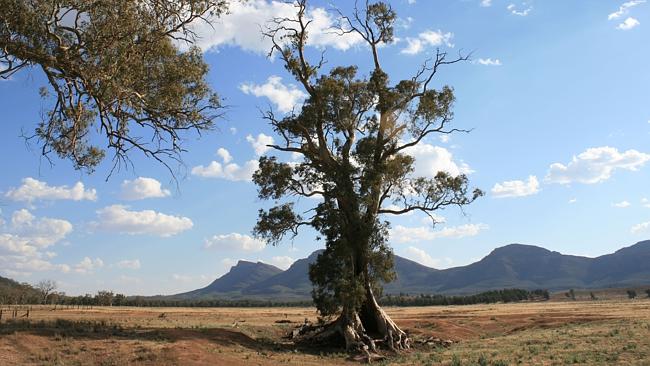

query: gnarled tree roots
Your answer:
[291,301,410,361]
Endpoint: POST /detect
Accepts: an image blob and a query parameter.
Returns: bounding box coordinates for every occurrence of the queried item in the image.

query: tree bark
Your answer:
[358,282,410,351]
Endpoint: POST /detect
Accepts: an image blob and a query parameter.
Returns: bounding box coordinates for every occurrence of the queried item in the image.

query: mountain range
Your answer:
[173,240,650,300]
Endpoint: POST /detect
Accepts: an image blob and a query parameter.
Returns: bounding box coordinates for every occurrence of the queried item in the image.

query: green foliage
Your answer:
[253,1,482,319]
[0,0,226,172]
[379,289,548,307]
[95,290,115,306]
[253,203,302,246]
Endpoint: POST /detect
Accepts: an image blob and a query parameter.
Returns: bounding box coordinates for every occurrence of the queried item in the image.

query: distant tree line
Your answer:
[32,289,547,308]
[6,278,650,308]
[379,289,550,307]
[1,280,548,307]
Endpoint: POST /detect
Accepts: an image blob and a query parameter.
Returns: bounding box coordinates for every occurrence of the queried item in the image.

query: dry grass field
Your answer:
[1,299,650,365]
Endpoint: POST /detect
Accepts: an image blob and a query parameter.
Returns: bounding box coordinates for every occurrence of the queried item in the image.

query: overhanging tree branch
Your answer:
[0,0,228,176]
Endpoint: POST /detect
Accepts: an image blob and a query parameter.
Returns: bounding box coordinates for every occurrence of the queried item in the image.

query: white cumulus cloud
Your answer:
[10,209,72,247]
[617,17,640,30]
[93,205,193,237]
[480,0,492,7]
[609,0,646,20]
[115,259,141,270]
[0,234,38,257]
[1,256,70,275]
[186,0,363,54]
[240,76,307,113]
[631,221,650,234]
[403,143,472,177]
[402,246,453,268]
[5,177,97,203]
[267,256,295,270]
[401,30,454,55]
[217,148,233,163]
[75,257,104,274]
[612,200,631,208]
[246,133,275,156]
[204,233,266,252]
[0,210,74,275]
[120,177,170,200]
[475,58,502,66]
[507,3,532,16]
[192,147,259,181]
[191,160,258,181]
[491,175,539,198]
[545,147,650,185]
[391,223,488,243]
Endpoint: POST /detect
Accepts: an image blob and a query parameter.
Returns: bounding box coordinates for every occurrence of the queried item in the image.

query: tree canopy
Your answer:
[0,0,227,173]
[252,0,482,353]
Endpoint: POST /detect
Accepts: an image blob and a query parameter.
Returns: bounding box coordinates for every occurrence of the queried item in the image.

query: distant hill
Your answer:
[1,275,25,292]
[174,260,283,299]
[172,240,650,300]
[242,250,322,299]
[0,275,41,303]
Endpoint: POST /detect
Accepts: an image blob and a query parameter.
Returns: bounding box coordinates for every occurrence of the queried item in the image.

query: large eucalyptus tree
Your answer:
[253,0,483,353]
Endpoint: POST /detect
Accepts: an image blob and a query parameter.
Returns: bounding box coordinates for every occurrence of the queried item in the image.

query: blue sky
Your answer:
[1,0,650,296]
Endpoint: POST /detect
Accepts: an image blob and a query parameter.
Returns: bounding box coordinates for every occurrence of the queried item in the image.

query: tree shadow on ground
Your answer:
[0,319,352,357]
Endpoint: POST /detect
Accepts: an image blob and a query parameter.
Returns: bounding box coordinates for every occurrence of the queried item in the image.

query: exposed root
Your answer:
[361,286,411,351]
[289,289,411,362]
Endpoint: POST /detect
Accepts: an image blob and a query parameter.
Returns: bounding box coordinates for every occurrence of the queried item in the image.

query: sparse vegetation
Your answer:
[2,300,649,365]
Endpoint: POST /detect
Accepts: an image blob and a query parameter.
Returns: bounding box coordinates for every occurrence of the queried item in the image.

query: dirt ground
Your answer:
[1,300,649,365]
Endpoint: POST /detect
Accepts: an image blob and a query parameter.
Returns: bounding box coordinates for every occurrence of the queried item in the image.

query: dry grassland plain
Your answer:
[1,299,649,365]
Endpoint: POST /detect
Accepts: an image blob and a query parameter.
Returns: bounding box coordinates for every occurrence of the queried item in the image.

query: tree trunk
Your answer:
[338,226,409,352]
[357,282,410,351]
